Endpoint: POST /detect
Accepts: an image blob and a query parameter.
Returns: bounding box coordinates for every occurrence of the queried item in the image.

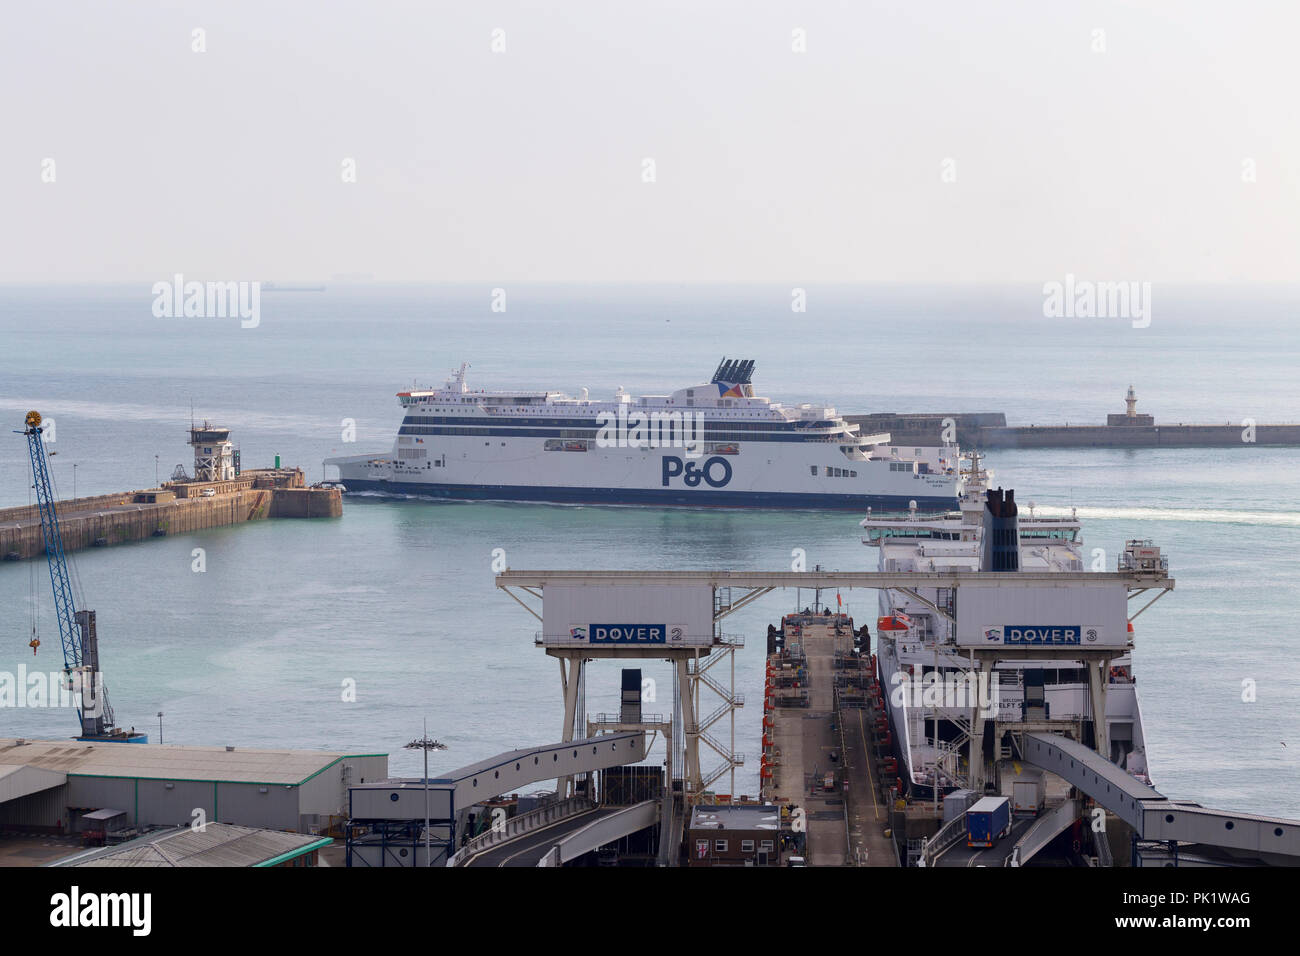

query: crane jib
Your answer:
[22,421,116,736]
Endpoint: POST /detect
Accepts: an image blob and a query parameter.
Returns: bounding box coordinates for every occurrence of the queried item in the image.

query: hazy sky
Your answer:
[3,1,1297,282]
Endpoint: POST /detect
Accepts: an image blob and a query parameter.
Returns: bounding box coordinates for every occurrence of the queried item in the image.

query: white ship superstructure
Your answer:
[326,360,963,510]
[863,461,1153,800]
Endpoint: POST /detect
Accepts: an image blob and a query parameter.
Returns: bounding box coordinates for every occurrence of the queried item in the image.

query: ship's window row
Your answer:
[400,415,836,432]
[866,528,962,540]
[1020,529,1078,541]
[398,425,843,443]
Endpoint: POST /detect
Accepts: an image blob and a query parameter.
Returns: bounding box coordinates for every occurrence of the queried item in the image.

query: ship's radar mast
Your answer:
[448,363,470,393]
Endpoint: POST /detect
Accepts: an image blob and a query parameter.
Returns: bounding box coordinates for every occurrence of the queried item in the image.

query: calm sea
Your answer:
[1,283,1298,814]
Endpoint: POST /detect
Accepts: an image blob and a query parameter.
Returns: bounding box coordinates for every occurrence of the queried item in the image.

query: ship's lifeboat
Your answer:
[877,614,911,634]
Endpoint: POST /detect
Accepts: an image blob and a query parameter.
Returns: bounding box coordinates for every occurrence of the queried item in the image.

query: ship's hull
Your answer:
[337,476,955,511]
[326,439,960,511]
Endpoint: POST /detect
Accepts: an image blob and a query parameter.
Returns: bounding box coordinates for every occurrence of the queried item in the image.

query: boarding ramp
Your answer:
[1022,732,1300,864]
[453,799,660,867]
[435,732,647,810]
[348,732,647,867]
[537,799,660,866]
[350,731,647,822]
[1138,803,1300,864]
[447,796,592,866]
[920,812,968,867]
[1020,732,1162,830]
[1009,799,1081,867]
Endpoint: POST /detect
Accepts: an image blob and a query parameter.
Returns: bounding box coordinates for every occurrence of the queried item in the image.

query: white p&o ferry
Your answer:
[324,360,963,510]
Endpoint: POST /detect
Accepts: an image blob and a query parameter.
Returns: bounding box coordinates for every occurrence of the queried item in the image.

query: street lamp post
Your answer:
[156,711,163,744]
[404,721,446,866]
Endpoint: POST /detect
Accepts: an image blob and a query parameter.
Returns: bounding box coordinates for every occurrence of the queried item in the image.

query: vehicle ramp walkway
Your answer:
[1009,798,1082,867]
[1022,732,1300,863]
[453,799,660,867]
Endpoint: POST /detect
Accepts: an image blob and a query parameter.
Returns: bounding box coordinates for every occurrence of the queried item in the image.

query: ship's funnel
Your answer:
[711,357,755,385]
[981,486,1020,572]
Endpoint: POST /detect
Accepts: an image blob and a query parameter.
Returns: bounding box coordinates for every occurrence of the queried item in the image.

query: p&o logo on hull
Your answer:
[662,455,732,488]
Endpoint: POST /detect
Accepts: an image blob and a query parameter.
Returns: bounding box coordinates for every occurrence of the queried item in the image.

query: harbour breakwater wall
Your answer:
[970,423,1300,449]
[0,485,340,561]
[845,414,1300,450]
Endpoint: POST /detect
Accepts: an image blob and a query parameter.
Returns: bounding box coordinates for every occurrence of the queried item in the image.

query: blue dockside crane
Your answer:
[19,410,145,742]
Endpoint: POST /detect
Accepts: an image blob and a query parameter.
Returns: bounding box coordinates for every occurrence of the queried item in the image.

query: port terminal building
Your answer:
[0,738,386,836]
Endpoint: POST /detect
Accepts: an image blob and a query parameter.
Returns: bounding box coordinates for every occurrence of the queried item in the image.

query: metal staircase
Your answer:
[687,633,745,797]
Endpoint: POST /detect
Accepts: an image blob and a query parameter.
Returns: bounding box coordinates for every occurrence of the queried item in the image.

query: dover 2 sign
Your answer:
[583,624,668,644]
[981,625,1103,646]
[543,585,713,647]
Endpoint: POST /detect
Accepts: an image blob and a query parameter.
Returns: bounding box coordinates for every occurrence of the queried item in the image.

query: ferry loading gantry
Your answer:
[496,564,1173,796]
[18,411,144,743]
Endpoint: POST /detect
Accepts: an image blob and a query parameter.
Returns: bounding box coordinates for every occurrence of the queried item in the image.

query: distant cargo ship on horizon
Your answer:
[261,281,326,292]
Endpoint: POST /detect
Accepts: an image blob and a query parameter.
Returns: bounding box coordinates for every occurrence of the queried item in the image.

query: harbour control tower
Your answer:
[189,423,237,482]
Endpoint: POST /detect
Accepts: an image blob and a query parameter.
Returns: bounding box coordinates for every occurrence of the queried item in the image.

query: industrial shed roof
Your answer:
[53,823,332,867]
[0,738,384,786]
[0,763,67,803]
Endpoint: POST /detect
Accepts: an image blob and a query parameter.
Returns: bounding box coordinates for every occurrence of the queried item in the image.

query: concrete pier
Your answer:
[0,468,340,561]
[763,614,896,866]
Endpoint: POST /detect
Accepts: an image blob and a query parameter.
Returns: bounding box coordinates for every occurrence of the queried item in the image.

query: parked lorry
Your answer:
[1012,773,1046,816]
[966,796,1012,848]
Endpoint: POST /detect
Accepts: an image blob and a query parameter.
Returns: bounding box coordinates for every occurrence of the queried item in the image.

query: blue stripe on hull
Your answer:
[340,478,956,512]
